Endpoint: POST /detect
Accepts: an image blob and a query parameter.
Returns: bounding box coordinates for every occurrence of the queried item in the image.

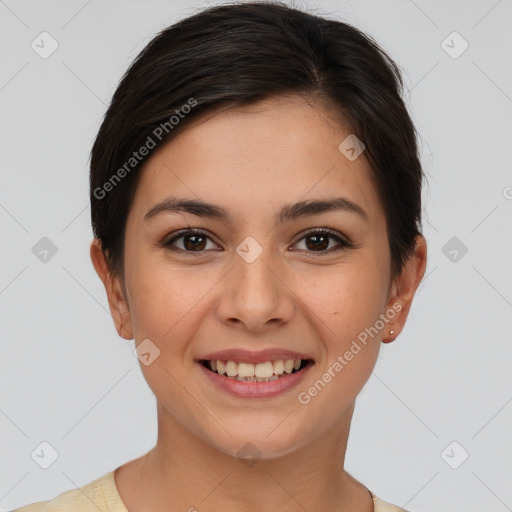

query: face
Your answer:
[93,95,423,461]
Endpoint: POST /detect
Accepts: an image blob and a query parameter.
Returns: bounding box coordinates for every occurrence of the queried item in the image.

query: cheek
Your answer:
[126,261,217,342]
[294,261,385,339]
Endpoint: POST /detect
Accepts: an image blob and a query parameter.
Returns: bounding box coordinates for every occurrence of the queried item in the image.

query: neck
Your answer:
[116,400,373,512]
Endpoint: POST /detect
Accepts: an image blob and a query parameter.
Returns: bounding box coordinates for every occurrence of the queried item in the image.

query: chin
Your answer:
[205,427,309,463]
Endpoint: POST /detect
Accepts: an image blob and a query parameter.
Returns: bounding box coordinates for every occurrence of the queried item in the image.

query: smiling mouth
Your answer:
[199,358,314,382]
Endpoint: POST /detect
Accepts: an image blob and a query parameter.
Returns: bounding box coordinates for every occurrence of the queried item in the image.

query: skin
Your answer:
[91,94,427,512]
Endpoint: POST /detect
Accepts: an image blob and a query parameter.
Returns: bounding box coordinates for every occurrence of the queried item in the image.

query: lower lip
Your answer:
[197,361,314,398]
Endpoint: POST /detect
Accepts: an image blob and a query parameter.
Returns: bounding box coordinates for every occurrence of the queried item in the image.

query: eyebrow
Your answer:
[143,196,369,224]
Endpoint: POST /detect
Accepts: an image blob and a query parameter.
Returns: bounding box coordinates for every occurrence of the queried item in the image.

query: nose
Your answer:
[215,244,295,333]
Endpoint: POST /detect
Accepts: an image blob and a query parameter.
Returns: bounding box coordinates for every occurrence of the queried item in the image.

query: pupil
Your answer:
[185,235,205,251]
[306,234,328,251]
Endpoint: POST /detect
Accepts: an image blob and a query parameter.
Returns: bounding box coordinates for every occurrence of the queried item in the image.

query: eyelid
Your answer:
[163,228,220,250]
[162,227,353,254]
[294,227,351,245]
[290,227,353,254]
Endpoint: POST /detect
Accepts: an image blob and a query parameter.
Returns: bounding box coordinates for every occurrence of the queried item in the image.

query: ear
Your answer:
[383,235,427,342]
[90,238,134,340]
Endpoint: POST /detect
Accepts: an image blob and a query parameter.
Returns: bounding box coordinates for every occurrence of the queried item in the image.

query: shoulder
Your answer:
[371,491,412,512]
[13,470,127,512]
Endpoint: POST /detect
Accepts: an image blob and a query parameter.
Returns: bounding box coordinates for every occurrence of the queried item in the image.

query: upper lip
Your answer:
[197,348,314,364]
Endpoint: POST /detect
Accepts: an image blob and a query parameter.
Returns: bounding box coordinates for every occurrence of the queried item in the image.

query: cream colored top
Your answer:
[14,470,410,511]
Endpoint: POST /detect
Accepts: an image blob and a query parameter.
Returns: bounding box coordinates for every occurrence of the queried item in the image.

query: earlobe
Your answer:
[115,298,134,340]
[90,238,134,340]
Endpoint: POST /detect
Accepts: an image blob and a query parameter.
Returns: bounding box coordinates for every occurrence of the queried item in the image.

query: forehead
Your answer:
[128,95,384,228]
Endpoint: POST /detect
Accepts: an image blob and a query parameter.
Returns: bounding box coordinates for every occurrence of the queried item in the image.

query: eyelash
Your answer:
[162,228,353,256]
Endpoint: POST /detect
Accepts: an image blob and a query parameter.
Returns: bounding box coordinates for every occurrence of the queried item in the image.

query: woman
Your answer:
[16,1,427,510]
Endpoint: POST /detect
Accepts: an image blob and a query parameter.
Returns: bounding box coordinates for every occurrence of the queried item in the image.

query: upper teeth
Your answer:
[211,359,302,377]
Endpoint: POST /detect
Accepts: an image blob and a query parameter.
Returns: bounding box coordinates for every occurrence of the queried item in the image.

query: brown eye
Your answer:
[164,229,218,252]
[305,233,330,251]
[163,228,352,255]
[293,229,352,254]
[182,233,207,251]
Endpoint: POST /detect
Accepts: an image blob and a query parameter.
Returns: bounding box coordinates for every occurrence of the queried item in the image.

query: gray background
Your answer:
[1,0,511,510]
